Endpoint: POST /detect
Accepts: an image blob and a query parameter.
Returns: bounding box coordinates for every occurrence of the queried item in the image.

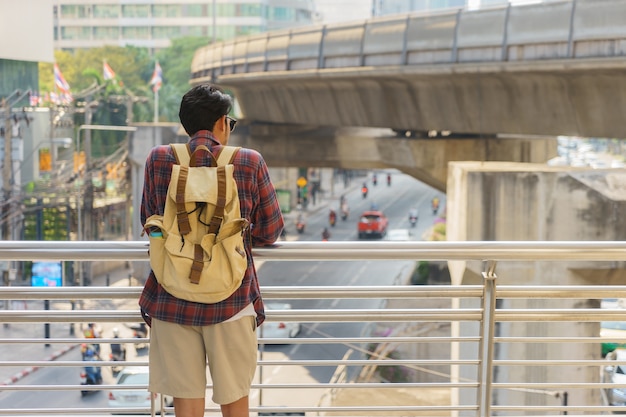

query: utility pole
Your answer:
[1,99,13,320]
[2,99,12,241]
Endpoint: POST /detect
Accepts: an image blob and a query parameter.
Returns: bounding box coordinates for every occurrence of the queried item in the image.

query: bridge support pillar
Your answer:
[447,162,626,412]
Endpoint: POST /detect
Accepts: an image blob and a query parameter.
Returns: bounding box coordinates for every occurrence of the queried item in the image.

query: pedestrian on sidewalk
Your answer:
[139,84,284,417]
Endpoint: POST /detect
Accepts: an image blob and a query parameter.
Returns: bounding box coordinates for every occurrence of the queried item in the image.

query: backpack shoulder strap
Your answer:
[170,143,192,236]
[216,146,241,166]
[170,143,191,166]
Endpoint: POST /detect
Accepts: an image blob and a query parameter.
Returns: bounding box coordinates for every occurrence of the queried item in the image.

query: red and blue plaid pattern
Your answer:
[139,131,284,326]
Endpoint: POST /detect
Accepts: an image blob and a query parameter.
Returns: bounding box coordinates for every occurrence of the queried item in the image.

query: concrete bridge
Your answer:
[189,0,626,189]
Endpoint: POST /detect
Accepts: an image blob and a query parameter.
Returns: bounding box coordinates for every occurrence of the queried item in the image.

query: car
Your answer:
[357,210,389,239]
[108,366,173,414]
[385,229,411,241]
[603,348,626,406]
[259,302,301,340]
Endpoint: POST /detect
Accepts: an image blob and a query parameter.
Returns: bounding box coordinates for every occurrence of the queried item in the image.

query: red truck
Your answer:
[357,210,388,239]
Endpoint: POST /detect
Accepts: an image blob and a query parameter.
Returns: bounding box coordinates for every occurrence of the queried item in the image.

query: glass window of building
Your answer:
[122,5,150,18]
[217,3,236,17]
[61,26,91,40]
[296,9,313,21]
[153,26,182,39]
[237,4,262,16]
[152,4,183,18]
[93,4,120,18]
[123,26,150,39]
[94,26,119,40]
[60,5,90,18]
[60,5,77,18]
[270,7,294,21]
[184,4,204,17]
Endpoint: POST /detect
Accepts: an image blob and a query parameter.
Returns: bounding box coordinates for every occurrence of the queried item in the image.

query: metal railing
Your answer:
[1,240,626,416]
[191,0,626,82]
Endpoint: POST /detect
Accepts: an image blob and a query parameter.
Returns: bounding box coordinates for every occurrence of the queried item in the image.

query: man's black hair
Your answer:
[179,84,233,136]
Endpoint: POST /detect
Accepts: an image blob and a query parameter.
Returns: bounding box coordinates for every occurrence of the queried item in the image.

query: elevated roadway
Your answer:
[190,0,626,188]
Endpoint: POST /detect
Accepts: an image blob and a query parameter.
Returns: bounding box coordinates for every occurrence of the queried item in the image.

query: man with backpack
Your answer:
[139,84,284,417]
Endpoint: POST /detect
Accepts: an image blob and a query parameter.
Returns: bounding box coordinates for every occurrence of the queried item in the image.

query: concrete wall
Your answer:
[447,162,626,411]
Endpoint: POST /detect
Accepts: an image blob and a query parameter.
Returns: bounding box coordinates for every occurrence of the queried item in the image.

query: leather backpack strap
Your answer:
[207,166,227,235]
[189,144,217,167]
[206,146,239,235]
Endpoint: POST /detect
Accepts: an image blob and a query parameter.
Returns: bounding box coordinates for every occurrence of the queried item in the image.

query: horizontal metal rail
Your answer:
[1,240,626,261]
[1,241,626,417]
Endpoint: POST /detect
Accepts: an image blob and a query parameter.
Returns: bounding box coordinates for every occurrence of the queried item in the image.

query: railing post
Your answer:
[477,260,497,417]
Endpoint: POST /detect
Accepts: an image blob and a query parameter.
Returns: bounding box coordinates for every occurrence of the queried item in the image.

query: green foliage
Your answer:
[410,261,430,285]
[40,38,212,123]
[154,36,212,121]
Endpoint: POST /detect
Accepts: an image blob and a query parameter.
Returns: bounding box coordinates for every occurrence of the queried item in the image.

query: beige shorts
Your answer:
[148,316,257,405]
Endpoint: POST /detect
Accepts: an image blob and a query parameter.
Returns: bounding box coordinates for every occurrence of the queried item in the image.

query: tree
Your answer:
[40,38,213,123]
[153,36,212,121]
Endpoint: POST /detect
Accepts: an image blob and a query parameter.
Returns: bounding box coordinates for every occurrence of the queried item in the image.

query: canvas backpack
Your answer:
[143,143,249,303]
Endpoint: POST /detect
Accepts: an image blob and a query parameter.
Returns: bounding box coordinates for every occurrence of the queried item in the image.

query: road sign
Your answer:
[296,176,307,188]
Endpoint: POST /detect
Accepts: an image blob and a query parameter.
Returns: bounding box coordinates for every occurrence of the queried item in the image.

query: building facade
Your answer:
[54,0,316,53]
[371,0,562,16]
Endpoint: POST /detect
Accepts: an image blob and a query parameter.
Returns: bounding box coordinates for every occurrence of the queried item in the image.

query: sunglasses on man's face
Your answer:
[226,116,237,132]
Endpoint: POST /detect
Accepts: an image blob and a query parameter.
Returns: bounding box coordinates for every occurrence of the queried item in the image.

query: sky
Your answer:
[314,0,372,24]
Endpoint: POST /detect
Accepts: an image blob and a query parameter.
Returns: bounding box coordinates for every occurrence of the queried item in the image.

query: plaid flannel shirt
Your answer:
[139,131,284,327]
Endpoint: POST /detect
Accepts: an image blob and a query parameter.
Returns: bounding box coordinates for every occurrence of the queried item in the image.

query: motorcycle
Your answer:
[361,185,368,199]
[296,214,306,234]
[372,174,377,186]
[340,203,349,221]
[80,345,102,396]
[408,209,418,228]
[387,174,391,186]
[329,210,337,227]
[432,198,440,215]
[109,346,126,375]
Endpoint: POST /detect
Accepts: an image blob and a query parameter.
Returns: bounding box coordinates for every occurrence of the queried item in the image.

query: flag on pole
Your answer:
[53,63,71,94]
[149,61,163,92]
[103,61,116,81]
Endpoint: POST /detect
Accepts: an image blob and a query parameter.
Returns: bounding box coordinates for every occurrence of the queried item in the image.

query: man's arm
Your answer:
[140,150,155,228]
[251,155,284,247]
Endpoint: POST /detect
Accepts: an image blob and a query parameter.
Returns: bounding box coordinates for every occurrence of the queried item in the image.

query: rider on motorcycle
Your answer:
[322,227,331,241]
[110,328,125,361]
[83,323,101,356]
[408,208,418,226]
[329,209,337,226]
[340,201,349,220]
[432,196,440,214]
